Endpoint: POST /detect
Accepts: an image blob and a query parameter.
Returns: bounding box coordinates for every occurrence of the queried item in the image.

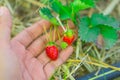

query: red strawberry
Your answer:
[45,42,58,60]
[63,35,75,45]
[63,29,75,45]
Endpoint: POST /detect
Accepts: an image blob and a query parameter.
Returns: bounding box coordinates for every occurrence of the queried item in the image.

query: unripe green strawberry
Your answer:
[60,42,68,49]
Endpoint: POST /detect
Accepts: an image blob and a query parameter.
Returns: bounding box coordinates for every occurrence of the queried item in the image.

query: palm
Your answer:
[10,20,74,80]
[11,39,46,80]
[0,7,75,80]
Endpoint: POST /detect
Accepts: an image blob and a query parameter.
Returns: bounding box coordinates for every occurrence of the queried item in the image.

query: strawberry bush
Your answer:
[38,0,120,79]
[39,0,119,49]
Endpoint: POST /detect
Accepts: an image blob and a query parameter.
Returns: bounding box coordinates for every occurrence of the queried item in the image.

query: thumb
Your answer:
[0,7,12,43]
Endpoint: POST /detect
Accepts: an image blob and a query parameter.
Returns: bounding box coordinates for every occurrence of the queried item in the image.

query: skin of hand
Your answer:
[0,7,75,80]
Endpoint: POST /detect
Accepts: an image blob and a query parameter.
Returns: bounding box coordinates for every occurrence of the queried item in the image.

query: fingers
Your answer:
[12,20,51,47]
[0,7,12,43]
[37,51,51,66]
[27,21,75,57]
[44,46,73,79]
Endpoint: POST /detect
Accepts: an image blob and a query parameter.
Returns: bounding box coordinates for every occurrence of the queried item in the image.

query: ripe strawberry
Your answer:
[63,36,75,45]
[63,29,75,45]
[45,42,58,60]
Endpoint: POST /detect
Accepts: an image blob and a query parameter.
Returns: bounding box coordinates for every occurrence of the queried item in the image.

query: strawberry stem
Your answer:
[56,15,67,32]
[57,29,61,40]
[43,25,49,42]
[53,26,56,42]
[49,27,52,42]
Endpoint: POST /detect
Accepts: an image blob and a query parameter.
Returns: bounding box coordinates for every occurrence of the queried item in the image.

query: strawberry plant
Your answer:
[39,0,119,49]
[4,0,120,80]
[39,0,120,79]
[39,0,95,24]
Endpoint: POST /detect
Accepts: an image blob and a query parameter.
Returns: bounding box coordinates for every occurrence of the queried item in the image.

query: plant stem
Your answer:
[76,39,80,59]
[89,70,116,80]
[56,15,67,32]
[65,54,88,79]
[103,0,120,15]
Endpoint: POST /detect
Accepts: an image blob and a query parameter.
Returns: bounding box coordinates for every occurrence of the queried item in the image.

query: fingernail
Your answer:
[0,7,4,16]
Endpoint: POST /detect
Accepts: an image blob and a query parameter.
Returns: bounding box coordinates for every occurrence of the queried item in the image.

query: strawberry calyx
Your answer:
[47,41,55,46]
[64,29,74,37]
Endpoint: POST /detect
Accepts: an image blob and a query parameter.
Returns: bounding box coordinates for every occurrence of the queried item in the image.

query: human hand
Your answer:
[0,7,75,80]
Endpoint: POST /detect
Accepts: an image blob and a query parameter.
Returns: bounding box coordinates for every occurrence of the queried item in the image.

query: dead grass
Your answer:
[0,0,120,80]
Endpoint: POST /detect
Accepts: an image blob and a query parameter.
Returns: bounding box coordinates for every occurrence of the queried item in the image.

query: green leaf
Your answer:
[59,6,71,20]
[91,13,120,29]
[78,13,119,49]
[117,28,120,31]
[39,7,58,25]
[81,0,95,7]
[71,0,95,13]
[49,0,61,13]
[78,17,100,42]
[99,25,118,49]
[49,0,71,20]
[39,7,53,19]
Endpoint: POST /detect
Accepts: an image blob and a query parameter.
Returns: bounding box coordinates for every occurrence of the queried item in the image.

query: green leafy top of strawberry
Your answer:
[64,29,74,37]
[47,41,55,46]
